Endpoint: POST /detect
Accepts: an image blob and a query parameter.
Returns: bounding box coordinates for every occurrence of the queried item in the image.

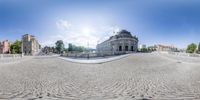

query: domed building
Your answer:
[96,30,138,56]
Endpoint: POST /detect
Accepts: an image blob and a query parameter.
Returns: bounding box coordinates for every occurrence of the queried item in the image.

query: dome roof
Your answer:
[108,29,138,41]
[116,29,133,37]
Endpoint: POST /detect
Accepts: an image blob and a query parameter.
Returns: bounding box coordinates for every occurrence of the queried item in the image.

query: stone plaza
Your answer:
[0,53,200,100]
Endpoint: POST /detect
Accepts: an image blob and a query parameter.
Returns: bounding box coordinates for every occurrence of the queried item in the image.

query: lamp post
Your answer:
[21,39,23,57]
[87,42,89,59]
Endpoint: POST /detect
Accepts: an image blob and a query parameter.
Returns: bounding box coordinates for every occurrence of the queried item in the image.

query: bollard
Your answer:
[21,53,23,58]
[0,54,2,59]
[13,54,14,58]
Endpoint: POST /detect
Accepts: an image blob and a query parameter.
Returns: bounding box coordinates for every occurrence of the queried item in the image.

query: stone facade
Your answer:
[155,44,177,52]
[22,34,40,55]
[96,30,138,56]
[0,40,11,54]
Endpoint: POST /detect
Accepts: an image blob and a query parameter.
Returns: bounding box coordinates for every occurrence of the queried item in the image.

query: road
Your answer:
[0,53,200,100]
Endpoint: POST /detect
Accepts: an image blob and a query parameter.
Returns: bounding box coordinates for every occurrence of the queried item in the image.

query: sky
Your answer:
[0,0,200,49]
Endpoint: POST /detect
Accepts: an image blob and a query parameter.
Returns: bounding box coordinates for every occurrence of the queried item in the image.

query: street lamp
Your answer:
[87,42,89,59]
[21,39,23,57]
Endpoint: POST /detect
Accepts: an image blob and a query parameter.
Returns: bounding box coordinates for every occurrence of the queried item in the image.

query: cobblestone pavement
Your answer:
[0,53,200,100]
[59,54,130,64]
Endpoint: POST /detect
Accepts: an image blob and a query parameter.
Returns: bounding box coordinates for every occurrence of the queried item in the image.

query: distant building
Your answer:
[147,46,156,51]
[42,46,55,54]
[155,44,177,52]
[198,43,200,54]
[96,30,138,56]
[0,40,11,54]
[22,34,40,55]
[139,44,146,51]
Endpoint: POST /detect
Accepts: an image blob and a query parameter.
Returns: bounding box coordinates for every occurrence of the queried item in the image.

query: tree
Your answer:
[51,47,56,53]
[55,40,65,54]
[186,43,197,53]
[68,43,86,52]
[140,48,148,52]
[10,40,21,54]
[198,43,200,54]
[68,43,73,52]
[64,48,68,53]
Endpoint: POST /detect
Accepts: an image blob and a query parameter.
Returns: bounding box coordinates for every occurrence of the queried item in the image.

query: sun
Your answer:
[82,27,91,34]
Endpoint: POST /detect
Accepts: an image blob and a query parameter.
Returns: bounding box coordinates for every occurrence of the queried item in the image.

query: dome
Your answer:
[116,30,133,38]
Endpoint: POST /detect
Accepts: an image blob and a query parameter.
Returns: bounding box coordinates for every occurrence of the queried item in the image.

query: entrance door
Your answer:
[125,46,128,51]
[119,46,122,51]
[131,46,133,51]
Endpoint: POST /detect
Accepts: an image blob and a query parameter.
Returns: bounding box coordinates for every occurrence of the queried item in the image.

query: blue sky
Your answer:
[0,0,200,48]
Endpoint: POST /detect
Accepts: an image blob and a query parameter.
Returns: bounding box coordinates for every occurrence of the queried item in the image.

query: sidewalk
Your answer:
[58,54,130,64]
[0,56,33,65]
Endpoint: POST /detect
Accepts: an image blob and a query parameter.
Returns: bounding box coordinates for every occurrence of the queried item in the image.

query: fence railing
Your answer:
[62,53,98,58]
[167,52,200,57]
[0,54,23,59]
[61,51,135,58]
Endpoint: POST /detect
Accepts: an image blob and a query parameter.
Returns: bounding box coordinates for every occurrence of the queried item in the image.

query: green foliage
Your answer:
[54,41,86,53]
[68,43,86,52]
[55,40,65,54]
[147,46,156,52]
[198,43,200,53]
[39,45,41,49]
[10,40,21,54]
[68,43,73,52]
[64,48,68,53]
[186,43,197,53]
[140,48,148,52]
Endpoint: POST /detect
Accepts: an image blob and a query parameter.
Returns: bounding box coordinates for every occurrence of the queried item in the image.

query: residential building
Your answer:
[22,34,40,55]
[0,40,11,54]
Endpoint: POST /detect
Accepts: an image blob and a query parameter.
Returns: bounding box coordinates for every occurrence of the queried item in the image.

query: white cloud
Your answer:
[41,19,121,49]
[56,19,72,30]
